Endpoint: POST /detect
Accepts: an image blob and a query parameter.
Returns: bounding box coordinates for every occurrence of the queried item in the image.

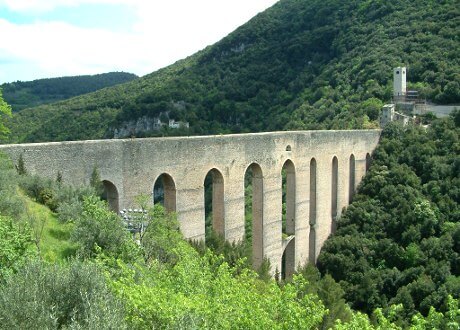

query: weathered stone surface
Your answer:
[0,129,381,273]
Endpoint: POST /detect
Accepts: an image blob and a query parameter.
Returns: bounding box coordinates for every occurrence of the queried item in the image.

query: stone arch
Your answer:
[331,156,338,232]
[349,154,356,203]
[281,236,295,279]
[366,153,371,171]
[309,158,317,263]
[102,180,119,213]
[204,168,225,237]
[281,159,296,278]
[244,163,264,270]
[153,173,176,212]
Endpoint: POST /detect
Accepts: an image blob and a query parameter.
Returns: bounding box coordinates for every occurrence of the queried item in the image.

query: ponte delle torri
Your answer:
[0,130,380,275]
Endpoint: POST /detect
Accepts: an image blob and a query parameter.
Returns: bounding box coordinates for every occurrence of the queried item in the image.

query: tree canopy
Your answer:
[1,72,137,112]
[0,89,12,140]
[318,113,460,325]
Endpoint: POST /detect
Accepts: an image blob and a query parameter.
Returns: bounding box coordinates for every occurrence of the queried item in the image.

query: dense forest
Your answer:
[1,72,137,112]
[0,115,459,328]
[4,0,459,143]
[319,112,460,325]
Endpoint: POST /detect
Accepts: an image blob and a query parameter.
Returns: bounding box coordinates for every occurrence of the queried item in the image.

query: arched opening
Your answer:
[101,180,119,213]
[281,160,296,279]
[349,154,356,204]
[153,173,176,212]
[309,158,317,263]
[244,163,264,270]
[331,156,338,232]
[366,153,371,172]
[204,168,225,240]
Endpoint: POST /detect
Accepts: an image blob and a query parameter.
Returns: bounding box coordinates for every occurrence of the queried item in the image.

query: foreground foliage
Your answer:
[0,260,127,329]
[0,89,12,140]
[319,113,460,324]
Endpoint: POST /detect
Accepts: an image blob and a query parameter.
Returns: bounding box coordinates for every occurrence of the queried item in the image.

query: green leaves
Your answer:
[0,89,12,140]
[318,116,460,320]
[72,195,138,260]
[0,216,33,282]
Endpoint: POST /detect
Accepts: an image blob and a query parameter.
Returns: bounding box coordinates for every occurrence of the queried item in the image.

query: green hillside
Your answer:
[1,72,137,112]
[319,113,460,323]
[5,0,459,143]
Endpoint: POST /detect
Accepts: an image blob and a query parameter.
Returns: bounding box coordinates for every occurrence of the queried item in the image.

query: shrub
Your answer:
[0,260,127,329]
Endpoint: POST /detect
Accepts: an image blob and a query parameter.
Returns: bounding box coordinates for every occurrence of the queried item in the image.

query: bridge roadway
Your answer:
[0,130,381,275]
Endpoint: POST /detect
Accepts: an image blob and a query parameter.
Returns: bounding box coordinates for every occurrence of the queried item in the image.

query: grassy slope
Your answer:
[21,193,77,262]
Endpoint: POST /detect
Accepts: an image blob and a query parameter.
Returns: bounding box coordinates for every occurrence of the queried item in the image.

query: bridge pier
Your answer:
[0,130,380,275]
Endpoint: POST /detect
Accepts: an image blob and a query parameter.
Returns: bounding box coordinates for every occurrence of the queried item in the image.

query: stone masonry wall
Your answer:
[0,130,381,273]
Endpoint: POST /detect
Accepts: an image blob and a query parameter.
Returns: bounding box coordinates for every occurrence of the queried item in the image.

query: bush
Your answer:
[0,152,24,217]
[72,195,138,260]
[0,260,127,329]
[0,215,34,282]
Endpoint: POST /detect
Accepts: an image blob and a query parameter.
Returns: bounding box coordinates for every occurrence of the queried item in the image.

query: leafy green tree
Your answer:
[16,153,26,175]
[0,88,12,140]
[72,195,138,260]
[319,117,460,319]
[0,216,33,282]
[89,166,103,196]
[0,260,127,329]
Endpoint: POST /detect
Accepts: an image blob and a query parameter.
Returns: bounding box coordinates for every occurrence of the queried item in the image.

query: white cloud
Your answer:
[0,0,279,82]
[0,0,133,12]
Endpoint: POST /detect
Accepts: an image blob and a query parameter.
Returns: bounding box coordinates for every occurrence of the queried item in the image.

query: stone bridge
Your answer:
[0,130,381,275]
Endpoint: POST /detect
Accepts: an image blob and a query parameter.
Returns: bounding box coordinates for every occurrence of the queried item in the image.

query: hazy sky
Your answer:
[0,0,279,83]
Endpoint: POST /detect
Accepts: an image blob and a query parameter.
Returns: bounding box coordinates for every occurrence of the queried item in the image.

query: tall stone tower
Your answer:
[393,67,407,99]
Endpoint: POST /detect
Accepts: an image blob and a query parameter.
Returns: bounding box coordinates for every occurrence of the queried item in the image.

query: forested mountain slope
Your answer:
[5,0,459,143]
[318,112,460,324]
[1,72,137,113]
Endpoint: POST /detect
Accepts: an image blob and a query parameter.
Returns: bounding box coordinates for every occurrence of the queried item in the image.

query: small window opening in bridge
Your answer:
[204,168,225,242]
[244,163,264,270]
[153,173,176,212]
[285,145,292,151]
[309,158,317,263]
[281,159,296,279]
[365,153,371,172]
[349,154,356,204]
[331,156,338,233]
[101,180,119,213]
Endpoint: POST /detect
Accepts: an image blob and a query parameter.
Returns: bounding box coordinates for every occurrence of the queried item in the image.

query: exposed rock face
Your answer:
[113,116,162,138]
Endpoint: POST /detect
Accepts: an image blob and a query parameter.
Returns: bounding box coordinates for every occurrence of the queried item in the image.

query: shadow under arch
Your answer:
[331,156,338,233]
[102,180,119,213]
[309,158,317,263]
[366,153,372,171]
[281,159,296,279]
[349,154,356,204]
[153,173,177,213]
[244,162,264,270]
[204,168,225,238]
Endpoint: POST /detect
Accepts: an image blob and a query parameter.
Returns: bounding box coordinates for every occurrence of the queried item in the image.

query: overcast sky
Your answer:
[0,0,279,83]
